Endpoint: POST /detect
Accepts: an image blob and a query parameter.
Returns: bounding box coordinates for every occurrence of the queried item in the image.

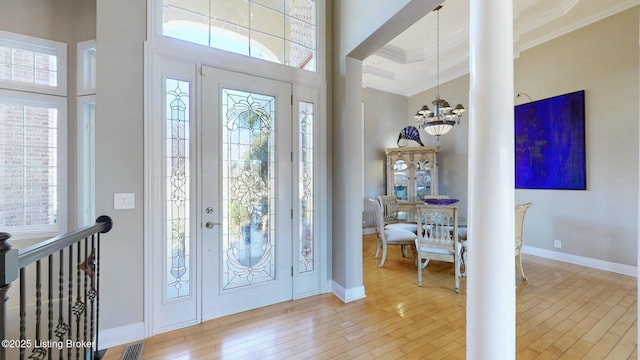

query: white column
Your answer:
[466,0,515,359]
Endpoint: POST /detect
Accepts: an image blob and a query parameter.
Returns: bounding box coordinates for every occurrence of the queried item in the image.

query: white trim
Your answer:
[145,49,200,336]
[331,281,366,303]
[362,227,376,235]
[77,40,97,96]
[98,322,145,350]
[292,84,325,299]
[0,30,67,97]
[143,41,153,339]
[522,245,638,277]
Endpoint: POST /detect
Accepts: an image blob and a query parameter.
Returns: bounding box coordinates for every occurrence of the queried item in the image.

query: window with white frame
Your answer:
[162,0,317,71]
[77,40,96,226]
[0,31,67,238]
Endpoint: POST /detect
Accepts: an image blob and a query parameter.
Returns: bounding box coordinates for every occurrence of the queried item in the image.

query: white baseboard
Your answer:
[331,280,366,303]
[362,227,376,235]
[522,245,637,277]
[99,322,145,350]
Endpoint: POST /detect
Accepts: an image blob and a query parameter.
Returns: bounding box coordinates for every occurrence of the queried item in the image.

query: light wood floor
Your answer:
[104,235,637,359]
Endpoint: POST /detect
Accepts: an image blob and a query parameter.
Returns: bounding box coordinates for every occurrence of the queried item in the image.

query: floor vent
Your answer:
[120,342,145,360]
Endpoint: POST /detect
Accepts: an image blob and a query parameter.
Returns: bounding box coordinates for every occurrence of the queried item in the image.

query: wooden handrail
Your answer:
[17,216,112,269]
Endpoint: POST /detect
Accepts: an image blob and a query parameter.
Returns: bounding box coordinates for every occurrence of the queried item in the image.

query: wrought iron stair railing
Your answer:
[0,216,112,360]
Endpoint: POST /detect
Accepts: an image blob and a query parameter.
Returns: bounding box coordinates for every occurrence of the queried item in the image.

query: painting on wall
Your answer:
[515,90,586,190]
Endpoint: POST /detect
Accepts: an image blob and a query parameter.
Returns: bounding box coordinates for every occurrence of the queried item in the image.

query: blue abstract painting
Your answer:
[515,90,586,190]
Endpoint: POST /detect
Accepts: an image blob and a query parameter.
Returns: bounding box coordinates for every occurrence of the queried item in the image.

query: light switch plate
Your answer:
[114,193,135,210]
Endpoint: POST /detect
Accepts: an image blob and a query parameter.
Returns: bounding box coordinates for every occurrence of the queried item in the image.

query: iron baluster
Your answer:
[89,235,95,360]
[67,245,73,360]
[32,260,46,359]
[19,268,25,359]
[95,232,101,358]
[83,237,88,360]
[56,250,65,359]
[75,243,81,360]
[47,255,52,360]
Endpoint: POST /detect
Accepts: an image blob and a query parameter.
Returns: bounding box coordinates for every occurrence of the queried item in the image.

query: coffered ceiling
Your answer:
[362,0,639,97]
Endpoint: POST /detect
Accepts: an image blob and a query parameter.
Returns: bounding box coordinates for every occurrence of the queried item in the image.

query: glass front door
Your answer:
[200,66,293,320]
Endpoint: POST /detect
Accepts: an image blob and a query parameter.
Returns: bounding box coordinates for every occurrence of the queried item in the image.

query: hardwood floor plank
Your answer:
[102,234,636,359]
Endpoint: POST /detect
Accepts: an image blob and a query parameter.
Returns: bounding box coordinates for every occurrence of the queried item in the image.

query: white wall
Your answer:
[514,7,638,265]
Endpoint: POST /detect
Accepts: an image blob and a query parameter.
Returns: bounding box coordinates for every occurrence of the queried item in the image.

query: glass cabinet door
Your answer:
[392,159,409,200]
[415,160,432,200]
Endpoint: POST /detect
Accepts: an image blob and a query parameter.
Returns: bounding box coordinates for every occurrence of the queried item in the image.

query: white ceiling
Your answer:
[362,0,639,97]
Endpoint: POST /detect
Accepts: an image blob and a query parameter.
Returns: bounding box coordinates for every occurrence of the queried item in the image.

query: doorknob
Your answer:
[205,221,216,229]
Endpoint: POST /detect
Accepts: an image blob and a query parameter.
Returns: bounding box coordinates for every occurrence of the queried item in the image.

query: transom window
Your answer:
[162,0,317,71]
[0,30,66,95]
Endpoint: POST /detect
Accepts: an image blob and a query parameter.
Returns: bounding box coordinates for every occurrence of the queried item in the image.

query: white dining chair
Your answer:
[377,195,418,233]
[415,204,462,292]
[515,202,533,281]
[369,198,417,268]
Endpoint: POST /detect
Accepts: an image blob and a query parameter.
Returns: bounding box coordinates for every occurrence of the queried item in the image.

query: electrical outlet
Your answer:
[554,240,562,249]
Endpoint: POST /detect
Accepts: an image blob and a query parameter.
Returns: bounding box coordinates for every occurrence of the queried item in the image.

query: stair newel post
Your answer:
[0,232,18,360]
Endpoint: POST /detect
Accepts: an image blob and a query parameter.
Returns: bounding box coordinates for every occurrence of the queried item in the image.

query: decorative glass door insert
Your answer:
[222,89,276,289]
[298,101,314,273]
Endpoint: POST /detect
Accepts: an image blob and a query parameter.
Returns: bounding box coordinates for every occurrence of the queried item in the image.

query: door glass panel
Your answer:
[166,78,191,300]
[416,160,432,200]
[298,101,313,273]
[392,160,408,200]
[222,89,275,290]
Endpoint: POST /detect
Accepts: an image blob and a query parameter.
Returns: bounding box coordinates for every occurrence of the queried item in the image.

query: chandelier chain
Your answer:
[436,7,440,99]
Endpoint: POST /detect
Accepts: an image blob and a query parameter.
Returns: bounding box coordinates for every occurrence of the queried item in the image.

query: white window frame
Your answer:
[77,40,96,226]
[149,1,320,73]
[0,89,68,240]
[0,31,68,239]
[0,30,67,97]
[77,40,96,96]
[77,95,95,227]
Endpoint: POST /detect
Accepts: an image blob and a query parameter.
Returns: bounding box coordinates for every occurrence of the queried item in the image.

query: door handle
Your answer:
[205,221,218,229]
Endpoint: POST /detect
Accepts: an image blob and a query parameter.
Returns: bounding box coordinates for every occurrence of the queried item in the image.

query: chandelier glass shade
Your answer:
[414,5,466,139]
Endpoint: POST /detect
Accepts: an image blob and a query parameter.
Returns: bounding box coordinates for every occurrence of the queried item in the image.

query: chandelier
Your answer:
[414,5,465,139]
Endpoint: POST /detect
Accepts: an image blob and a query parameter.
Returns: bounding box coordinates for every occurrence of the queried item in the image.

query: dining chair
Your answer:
[415,204,461,292]
[515,202,533,281]
[377,195,418,233]
[369,198,417,268]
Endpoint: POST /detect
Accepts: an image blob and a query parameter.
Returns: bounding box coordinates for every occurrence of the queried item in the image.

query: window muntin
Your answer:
[162,0,317,71]
[0,30,66,95]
